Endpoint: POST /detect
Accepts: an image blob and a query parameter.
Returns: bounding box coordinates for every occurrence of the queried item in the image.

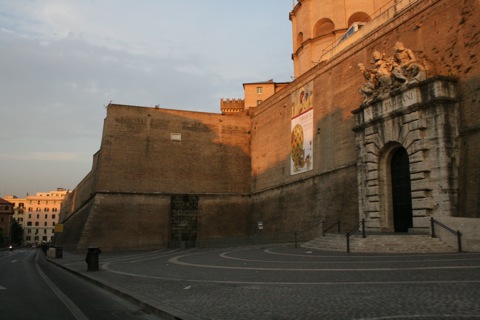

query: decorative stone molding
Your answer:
[352,76,459,232]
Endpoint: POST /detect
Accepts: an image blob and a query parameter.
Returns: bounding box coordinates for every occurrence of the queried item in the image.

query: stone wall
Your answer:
[58,105,253,251]
[95,104,252,194]
[249,0,479,240]
[58,0,479,252]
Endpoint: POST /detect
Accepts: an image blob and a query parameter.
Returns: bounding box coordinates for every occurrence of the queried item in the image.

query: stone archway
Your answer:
[352,75,459,233]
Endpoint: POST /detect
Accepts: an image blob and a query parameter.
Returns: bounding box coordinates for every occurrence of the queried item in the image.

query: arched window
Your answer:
[296,32,304,50]
[313,18,335,38]
[347,12,371,27]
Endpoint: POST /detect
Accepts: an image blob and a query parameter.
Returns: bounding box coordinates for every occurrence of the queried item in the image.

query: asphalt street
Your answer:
[49,245,480,320]
[0,248,162,320]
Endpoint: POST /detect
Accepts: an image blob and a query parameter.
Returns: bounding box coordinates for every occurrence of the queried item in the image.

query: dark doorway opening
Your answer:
[170,195,198,248]
[391,148,413,232]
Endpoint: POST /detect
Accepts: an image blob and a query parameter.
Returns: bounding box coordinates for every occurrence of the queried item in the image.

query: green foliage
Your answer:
[11,221,23,246]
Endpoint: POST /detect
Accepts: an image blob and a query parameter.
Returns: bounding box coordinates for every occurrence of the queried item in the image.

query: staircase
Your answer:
[301,233,457,253]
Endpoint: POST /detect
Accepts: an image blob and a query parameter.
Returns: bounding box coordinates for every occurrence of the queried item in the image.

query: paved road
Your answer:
[51,245,480,320]
[0,248,162,320]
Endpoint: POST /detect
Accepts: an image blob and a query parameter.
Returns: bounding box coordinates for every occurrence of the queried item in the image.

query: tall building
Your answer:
[5,188,70,245]
[290,0,392,77]
[0,198,14,247]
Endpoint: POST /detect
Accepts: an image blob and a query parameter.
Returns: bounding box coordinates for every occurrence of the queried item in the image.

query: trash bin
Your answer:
[47,247,56,258]
[85,246,101,271]
[55,246,63,259]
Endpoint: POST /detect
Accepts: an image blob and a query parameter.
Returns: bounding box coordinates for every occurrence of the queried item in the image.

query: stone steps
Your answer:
[301,233,457,253]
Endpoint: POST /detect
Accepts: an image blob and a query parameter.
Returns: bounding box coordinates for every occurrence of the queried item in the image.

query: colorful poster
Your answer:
[291,82,313,175]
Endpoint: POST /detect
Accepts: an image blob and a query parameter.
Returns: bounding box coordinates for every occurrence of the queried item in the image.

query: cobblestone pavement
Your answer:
[49,245,480,320]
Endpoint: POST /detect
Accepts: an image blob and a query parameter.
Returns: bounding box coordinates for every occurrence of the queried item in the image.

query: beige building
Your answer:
[221,80,289,114]
[5,188,70,245]
[290,0,392,77]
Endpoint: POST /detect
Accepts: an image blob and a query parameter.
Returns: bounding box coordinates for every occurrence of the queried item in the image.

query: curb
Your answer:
[46,256,207,320]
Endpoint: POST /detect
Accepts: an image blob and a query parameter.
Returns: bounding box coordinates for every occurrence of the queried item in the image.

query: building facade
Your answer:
[0,198,14,247]
[5,188,70,246]
[57,0,480,252]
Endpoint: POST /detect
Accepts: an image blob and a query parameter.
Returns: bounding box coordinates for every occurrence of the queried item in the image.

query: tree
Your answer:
[11,221,23,246]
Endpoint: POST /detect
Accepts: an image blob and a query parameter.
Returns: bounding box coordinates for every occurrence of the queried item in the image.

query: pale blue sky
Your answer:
[0,0,294,197]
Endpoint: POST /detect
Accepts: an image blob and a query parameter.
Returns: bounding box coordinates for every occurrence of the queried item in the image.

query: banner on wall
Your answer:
[290,82,313,175]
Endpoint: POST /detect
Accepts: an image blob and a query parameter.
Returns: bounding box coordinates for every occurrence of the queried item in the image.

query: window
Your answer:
[52,208,58,212]
[45,214,48,219]
[44,208,49,212]
[27,222,32,226]
[36,208,41,212]
[52,214,56,219]
[28,214,31,219]
[36,214,39,219]
[37,201,40,205]
[44,222,47,226]
[35,222,39,226]
[257,87,263,94]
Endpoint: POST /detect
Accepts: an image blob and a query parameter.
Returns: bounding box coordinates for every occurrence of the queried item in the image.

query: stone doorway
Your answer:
[353,76,459,233]
[390,147,413,232]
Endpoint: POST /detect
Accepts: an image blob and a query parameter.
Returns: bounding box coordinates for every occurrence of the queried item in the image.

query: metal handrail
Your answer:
[346,218,366,253]
[322,219,341,236]
[430,217,462,252]
[294,218,326,248]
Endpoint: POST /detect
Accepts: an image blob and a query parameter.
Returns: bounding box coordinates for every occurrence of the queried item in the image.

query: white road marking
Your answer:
[35,251,88,320]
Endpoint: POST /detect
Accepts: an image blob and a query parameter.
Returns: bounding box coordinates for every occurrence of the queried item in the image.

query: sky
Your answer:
[0,0,294,198]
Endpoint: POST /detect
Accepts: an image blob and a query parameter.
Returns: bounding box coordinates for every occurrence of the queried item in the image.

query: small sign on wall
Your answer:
[54,224,64,233]
[257,221,263,230]
[170,133,182,142]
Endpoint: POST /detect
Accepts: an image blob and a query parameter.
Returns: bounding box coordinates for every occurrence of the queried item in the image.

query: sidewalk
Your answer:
[46,246,480,320]
[47,250,203,320]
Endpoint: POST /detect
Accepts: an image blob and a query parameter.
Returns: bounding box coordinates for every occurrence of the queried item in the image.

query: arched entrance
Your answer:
[390,147,413,232]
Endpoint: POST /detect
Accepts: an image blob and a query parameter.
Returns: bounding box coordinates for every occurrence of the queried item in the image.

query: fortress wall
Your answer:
[59,0,478,251]
[64,193,251,252]
[251,0,480,233]
[74,193,171,252]
[251,165,359,239]
[196,194,251,241]
[59,151,100,223]
[95,104,251,194]
[55,200,94,252]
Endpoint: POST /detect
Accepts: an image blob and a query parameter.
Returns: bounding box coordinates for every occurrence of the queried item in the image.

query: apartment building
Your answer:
[5,188,70,245]
[0,197,14,246]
